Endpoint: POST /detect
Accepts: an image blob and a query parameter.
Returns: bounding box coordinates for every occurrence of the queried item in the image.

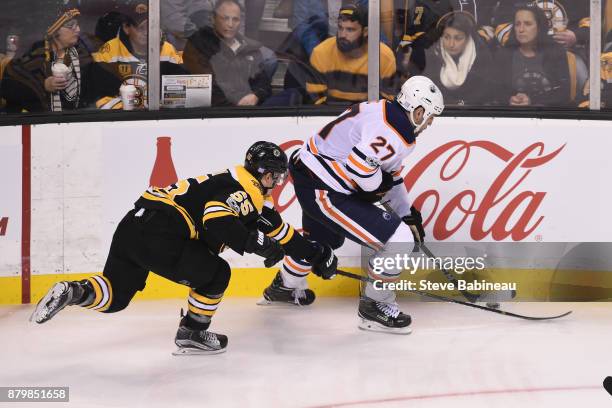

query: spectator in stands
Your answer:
[290,0,370,58]
[391,0,495,78]
[493,1,590,52]
[93,2,185,109]
[495,3,586,107]
[1,7,96,113]
[0,26,21,111]
[0,29,20,80]
[182,0,272,106]
[279,0,366,105]
[306,4,396,104]
[161,0,251,49]
[423,11,494,106]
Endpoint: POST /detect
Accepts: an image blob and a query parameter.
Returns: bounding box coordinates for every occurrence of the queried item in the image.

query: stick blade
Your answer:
[503,310,572,321]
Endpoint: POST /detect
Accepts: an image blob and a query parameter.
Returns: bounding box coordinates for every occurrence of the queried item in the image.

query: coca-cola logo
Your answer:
[405,141,565,241]
[272,140,565,241]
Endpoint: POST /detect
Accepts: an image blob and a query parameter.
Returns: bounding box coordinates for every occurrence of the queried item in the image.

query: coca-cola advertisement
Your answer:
[94,116,612,267]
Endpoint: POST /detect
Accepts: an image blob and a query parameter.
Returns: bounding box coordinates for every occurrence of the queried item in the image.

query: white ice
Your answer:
[1,299,611,408]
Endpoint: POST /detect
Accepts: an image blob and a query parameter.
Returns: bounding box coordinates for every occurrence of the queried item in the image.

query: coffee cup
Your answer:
[120,84,138,111]
[51,62,70,81]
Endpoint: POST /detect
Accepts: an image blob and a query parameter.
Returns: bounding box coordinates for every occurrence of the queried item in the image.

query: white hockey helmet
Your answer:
[396,76,444,133]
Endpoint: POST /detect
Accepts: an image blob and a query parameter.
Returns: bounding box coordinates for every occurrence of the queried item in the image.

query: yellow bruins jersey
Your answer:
[93,33,183,109]
[306,37,396,104]
[134,165,313,259]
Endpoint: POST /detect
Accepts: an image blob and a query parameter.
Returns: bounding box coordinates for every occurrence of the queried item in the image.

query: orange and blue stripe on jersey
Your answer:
[305,136,357,192]
[345,146,379,179]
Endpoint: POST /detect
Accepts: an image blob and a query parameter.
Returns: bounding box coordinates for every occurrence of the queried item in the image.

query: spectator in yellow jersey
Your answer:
[306,4,396,105]
[93,2,185,109]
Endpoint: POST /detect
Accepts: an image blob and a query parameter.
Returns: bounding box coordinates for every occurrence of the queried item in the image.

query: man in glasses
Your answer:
[31,141,338,355]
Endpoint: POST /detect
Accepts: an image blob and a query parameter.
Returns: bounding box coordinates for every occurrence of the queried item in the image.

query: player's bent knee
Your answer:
[198,260,231,295]
[329,235,345,250]
[367,224,415,282]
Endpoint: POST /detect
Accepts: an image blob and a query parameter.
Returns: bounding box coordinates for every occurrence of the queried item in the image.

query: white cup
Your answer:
[120,84,138,111]
[51,62,70,81]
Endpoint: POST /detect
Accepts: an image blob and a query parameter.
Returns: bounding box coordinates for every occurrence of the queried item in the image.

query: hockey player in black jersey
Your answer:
[30,141,338,355]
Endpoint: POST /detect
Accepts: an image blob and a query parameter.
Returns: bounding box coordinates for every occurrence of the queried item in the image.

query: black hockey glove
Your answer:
[354,171,395,203]
[308,243,337,280]
[401,206,426,244]
[245,230,285,267]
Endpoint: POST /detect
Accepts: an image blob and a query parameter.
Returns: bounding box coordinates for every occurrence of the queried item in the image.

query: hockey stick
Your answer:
[418,242,482,303]
[418,242,516,304]
[336,269,572,321]
[379,202,510,304]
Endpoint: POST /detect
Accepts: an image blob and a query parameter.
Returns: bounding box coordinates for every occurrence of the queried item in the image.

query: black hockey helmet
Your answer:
[244,141,288,186]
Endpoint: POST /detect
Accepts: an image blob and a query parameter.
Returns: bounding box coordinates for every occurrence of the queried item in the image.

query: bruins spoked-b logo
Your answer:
[535,0,568,34]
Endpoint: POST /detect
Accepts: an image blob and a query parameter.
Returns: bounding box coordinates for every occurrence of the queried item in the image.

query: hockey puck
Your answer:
[603,376,612,396]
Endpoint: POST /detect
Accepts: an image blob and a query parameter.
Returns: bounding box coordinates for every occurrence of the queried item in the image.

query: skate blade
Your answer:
[255,296,306,307]
[256,296,274,306]
[29,283,66,323]
[358,319,412,335]
[172,347,226,356]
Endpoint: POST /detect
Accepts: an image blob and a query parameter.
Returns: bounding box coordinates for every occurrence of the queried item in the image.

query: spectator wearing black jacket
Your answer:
[423,11,494,106]
[1,7,96,113]
[182,0,271,106]
[492,0,590,62]
[495,3,586,107]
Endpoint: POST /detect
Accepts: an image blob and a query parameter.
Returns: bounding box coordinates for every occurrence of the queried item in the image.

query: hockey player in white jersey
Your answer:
[261,76,444,334]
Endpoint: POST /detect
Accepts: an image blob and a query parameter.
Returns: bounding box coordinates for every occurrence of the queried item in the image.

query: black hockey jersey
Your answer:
[392,0,493,49]
[134,165,315,260]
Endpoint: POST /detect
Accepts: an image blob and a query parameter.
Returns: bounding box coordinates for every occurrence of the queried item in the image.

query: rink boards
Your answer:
[1,116,612,304]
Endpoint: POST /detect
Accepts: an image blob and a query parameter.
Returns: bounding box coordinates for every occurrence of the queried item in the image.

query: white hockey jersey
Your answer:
[299,99,417,218]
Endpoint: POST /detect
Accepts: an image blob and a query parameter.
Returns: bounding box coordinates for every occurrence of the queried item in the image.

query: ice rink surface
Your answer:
[1,298,611,408]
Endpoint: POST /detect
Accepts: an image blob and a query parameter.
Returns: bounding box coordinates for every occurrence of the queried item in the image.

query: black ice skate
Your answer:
[173,318,228,356]
[29,281,87,324]
[257,271,315,306]
[358,297,412,334]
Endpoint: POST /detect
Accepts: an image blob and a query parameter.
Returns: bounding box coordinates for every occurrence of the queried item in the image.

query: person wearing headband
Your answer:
[1,6,96,112]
